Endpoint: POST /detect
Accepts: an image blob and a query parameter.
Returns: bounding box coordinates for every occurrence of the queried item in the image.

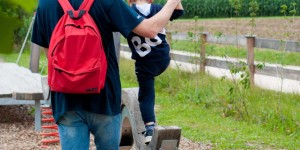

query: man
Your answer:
[31,0,181,149]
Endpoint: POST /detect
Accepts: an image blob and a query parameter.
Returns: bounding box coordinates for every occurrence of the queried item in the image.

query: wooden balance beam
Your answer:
[120,88,181,150]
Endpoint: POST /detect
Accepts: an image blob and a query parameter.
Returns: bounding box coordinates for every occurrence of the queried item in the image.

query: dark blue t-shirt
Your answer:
[127,4,183,62]
[31,0,144,122]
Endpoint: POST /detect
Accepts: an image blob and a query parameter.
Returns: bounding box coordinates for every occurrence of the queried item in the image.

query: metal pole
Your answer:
[35,100,41,131]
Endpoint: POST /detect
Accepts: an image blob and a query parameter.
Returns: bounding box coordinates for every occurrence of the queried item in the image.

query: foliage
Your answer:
[229,0,243,16]
[0,0,36,16]
[10,0,37,13]
[0,11,21,53]
[0,0,37,53]
[155,0,300,18]
[248,0,259,35]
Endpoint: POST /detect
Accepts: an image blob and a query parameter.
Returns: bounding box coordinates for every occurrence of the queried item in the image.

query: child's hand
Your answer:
[167,0,183,10]
[169,0,181,2]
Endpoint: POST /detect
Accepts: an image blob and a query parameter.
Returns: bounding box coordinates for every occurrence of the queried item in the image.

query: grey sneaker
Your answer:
[144,124,155,144]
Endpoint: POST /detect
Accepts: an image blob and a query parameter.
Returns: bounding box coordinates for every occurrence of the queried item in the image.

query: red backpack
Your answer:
[48,0,107,94]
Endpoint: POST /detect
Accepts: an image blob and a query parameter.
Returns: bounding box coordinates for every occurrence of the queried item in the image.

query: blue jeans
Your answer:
[57,111,121,150]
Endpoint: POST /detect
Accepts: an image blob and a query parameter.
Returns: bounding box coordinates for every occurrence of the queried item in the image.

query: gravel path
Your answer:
[0,105,212,150]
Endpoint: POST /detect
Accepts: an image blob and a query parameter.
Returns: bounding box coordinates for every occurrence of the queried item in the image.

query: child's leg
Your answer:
[137,76,156,124]
[135,63,156,124]
[136,68,156,144]
[135,59,171,124]
[135,60,170,144]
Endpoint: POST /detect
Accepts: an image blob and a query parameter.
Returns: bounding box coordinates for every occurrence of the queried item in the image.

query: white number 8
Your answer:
[131,35,162,57]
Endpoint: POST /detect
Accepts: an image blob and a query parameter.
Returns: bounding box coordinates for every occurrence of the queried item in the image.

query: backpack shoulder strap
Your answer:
[79,0,94,12]
[58,0,75,13]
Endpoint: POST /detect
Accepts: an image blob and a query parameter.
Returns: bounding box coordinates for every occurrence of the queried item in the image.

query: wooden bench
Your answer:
[0,62,46,131]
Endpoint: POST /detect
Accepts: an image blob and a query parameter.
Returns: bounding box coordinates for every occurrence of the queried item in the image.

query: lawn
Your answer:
[120,57,300,149]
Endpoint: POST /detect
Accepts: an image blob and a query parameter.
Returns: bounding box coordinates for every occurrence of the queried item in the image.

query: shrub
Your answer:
[155,0,300,18]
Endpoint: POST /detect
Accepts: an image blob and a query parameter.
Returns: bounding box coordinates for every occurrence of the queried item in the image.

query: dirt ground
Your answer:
[0,105,212,150]
[167,17,300,41]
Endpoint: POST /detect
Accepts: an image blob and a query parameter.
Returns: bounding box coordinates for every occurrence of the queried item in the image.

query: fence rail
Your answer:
[171,32,300,52]
[120,40,300,83]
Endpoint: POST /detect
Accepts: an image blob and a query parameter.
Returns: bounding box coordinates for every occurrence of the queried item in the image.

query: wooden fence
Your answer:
[170,32,300,87]
[171,32,300,52]
[121,32,300,88]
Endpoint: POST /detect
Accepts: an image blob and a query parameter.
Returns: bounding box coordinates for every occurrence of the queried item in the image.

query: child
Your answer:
[126,0,184,144]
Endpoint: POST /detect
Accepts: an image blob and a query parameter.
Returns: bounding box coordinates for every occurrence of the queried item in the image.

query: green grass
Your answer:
[0,49,48,74]
[120,57,300,149]
[121,36,300,66]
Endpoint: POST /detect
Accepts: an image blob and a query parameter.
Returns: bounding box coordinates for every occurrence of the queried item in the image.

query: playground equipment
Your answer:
[120,88,181,150]
[40,107,60,148]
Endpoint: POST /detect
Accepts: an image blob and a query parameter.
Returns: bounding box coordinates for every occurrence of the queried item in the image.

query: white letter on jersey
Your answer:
[131,35,162,57]
[145,35,162,47]
[132,36,151,57]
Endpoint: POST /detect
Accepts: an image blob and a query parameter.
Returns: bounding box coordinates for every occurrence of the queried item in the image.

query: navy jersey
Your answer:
[31,0,143,122]
[127,4,184,62]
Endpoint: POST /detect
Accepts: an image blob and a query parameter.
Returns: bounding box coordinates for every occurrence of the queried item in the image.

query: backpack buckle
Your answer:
[67,10,86,20]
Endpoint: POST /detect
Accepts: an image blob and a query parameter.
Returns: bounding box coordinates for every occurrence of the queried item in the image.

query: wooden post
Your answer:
[246,35,256,87]
[200,33,207,73]
[166,32,172,49]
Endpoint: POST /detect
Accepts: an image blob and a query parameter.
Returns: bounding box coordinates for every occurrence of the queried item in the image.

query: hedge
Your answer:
[155,0,299,18]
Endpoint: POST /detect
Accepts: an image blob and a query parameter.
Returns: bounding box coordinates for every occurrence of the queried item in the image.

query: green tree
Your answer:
[0,0,37,53]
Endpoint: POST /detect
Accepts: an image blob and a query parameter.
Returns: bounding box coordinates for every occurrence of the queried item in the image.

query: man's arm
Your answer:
[132,0,181,38]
